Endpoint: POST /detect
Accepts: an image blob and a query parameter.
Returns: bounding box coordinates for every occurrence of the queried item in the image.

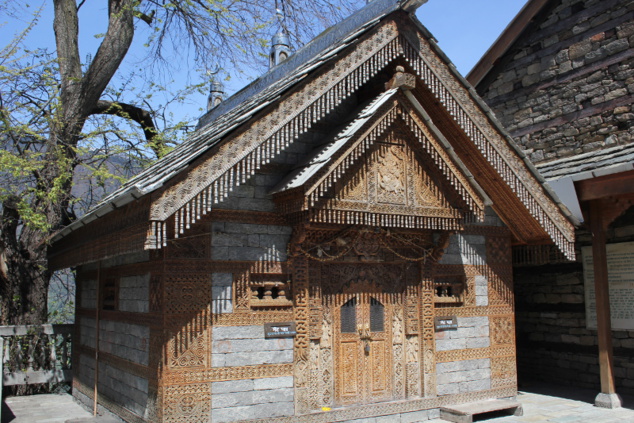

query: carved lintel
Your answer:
[385,66,416,90]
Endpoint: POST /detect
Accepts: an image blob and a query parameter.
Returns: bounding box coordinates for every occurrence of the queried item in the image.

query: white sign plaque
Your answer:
[582,241,634,330]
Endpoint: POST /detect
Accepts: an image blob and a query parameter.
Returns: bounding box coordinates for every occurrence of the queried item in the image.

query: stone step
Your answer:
[439,398,523,423]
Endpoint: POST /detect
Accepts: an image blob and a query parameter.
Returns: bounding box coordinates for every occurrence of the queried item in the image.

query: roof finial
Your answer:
[206,67,225,111]
[270,3,291,68]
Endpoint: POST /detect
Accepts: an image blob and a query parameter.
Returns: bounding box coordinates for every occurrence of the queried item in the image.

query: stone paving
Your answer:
[1,385,634,423]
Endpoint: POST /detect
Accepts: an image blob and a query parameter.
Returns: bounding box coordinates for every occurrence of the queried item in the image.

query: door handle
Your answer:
[357,324,371,340]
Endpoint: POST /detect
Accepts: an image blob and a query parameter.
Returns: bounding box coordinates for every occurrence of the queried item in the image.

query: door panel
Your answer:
[334,291,396,405]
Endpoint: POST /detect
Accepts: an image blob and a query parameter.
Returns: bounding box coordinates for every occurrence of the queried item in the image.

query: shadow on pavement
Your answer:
[519,378,634,410]
[1,400,16,423]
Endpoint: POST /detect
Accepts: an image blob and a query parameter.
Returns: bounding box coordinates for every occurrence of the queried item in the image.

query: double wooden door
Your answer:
[334,290,396,405]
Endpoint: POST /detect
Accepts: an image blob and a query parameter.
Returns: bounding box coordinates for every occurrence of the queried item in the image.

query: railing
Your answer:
[0,324,73,421]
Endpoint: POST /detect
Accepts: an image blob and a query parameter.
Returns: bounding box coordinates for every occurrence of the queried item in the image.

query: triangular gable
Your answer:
[51,3,576,267]
[272,88,487,231]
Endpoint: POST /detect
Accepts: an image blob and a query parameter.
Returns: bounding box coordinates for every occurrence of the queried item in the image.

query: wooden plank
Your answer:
[575,171,634,202]
[588,200,617,395]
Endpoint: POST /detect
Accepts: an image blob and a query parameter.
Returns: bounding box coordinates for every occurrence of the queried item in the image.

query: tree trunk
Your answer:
[0,200,50,325]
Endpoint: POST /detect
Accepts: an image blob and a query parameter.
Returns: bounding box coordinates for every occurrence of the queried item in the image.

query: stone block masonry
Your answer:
[514,208,634,396]
[77,316,150,366]
[80,279,97,309]
[211,325,293,367]
[435,317,490,352]
[211,222,293,262]
[436,358,492,396]
[439,234,486,266]
[211,376,294,423]
[212,272,233,314]
[118,274,149,313]
[477,0,634,163]
[77,355,149,418]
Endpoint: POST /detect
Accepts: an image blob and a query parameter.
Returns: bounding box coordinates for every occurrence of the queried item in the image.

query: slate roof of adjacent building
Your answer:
[537,143,634,181]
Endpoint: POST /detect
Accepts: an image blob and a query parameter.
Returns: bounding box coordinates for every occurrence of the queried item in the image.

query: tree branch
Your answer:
[137,9,155,26]
[91,100,165,159]
[80,0,135,117]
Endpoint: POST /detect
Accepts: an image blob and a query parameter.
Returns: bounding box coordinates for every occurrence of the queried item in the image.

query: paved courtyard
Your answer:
[1,383,633,423]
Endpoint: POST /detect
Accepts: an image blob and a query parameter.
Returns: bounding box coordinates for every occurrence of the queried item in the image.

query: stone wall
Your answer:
[476,0,634,163]
[211,325,293,368]
[74,255,153,420]
[78,355,149,418]
[118,274,149,313]
[211,376,294,422]
[211,222,292,262]
[436,359,492,396]
[514,207,634,395]
[434,317,491,352]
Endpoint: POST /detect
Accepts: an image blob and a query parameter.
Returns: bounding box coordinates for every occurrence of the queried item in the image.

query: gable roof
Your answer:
[52,0,426,243]
[50,0,577,265]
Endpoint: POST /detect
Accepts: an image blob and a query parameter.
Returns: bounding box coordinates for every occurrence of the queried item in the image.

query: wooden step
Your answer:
[440,398,523,423]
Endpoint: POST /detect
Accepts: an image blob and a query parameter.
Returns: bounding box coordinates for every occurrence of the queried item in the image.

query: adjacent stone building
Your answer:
[469,0,634,403]
[49,0,576,421]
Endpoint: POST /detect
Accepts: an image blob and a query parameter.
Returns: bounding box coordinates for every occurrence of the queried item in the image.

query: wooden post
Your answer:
[94,262,101,416]
[588,200,621,408]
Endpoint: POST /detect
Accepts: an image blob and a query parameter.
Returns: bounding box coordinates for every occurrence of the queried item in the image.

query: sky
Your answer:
[2,0,527,126]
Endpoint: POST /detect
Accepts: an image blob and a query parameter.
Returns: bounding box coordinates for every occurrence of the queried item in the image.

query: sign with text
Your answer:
[582,241,634,330]
[434,316,458,331]
[264,322,297,339]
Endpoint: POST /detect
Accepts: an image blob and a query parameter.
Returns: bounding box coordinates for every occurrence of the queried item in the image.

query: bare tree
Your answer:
[0,0,362,325]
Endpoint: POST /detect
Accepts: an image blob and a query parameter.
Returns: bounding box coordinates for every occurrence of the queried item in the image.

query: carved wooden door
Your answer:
[335,291,393,405]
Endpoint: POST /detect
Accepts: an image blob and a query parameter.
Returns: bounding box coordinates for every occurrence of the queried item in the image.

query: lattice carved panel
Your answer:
[166,316,209,369]
[491,356,517,390]
[319,128,467,228]
[491,316,515,346]
[163,383,210,423]
[164,275,211,315]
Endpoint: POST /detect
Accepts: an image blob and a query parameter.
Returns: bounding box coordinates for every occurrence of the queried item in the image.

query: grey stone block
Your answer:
[212,391,255,409]
[212,273,233,286]
[213,325,263,340]
[466,337,490,348]
[253,376,294,390]
[462,378,491,393]
[252,387,294,403]
[212,379,254,394]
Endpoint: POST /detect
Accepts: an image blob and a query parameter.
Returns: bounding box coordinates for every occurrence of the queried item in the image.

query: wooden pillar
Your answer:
[588,200,621,408]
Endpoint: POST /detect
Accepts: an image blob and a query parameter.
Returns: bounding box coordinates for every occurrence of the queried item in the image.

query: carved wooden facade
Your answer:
[50,1,575,422]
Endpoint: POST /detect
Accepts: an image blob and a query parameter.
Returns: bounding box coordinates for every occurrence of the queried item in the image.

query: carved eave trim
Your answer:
[395,17,575,259]
[143,20,405,248]
[272,91,488,230]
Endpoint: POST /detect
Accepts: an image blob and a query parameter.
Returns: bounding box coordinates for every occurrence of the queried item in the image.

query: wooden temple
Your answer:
[48,0,576,421]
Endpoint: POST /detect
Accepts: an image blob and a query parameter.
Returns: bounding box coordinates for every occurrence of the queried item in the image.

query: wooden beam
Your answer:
[588,200,617,396]
[575,170,634,202]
